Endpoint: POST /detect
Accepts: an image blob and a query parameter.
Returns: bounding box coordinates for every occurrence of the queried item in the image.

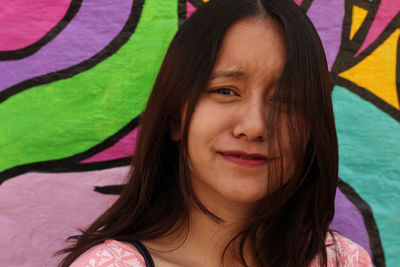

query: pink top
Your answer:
[70,233,372,266]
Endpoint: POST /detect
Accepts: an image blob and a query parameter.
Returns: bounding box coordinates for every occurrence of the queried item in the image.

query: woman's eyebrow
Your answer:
[209,70,246,80]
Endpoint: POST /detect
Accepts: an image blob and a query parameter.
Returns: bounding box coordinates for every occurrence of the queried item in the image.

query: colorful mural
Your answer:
[0,0,398,266]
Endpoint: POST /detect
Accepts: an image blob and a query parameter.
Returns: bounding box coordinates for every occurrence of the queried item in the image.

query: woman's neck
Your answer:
[142,201,258,267]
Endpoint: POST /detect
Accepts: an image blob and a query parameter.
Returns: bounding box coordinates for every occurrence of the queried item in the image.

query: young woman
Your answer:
[58,0,372,266]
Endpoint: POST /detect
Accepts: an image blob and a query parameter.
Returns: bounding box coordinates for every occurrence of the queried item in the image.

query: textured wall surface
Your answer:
[0,0,398,266]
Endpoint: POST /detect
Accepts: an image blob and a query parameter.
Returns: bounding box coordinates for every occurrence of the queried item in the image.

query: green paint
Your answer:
[0,0,178,172]
[333,86,400,267]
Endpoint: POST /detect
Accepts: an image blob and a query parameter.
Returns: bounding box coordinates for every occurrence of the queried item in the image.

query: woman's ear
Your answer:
[170,116,181,141]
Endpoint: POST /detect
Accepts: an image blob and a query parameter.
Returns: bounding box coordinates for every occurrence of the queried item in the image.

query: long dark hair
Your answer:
[57,0,338,266]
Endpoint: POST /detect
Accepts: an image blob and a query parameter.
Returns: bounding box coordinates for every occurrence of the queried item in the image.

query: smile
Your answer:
[218,151,268,167]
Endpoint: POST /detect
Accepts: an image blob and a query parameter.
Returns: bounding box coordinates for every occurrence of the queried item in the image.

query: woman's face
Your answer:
[184,17,294,207]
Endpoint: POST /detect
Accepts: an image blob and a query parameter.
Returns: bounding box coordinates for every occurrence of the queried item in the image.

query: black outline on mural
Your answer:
[0,0,145,104]
[332,0,399,71]
[340,0,377,52]
[0,0,82,61]
[95,184,124,195]
[396,34,400,108]
[338,179,386,267]
[331,0,400,122]
[332,76,400,122]
[0,115,140,184]
[300,0,314,12]
[72,115,140,164]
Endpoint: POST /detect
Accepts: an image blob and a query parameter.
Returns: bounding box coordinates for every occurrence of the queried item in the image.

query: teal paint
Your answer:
[332,85,400,266]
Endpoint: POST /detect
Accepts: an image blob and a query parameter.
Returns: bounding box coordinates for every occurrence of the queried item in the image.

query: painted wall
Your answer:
[0,0,398,266]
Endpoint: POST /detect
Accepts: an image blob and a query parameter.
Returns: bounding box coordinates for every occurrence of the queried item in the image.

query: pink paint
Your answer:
[295,0,304,5]
[0,0,72,51]
[81,126,140,163]
[0,166,129,266]
[186,1,197,18]
[355,0,400,56]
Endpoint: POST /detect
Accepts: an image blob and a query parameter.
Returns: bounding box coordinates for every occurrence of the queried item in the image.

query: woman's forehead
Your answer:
[211,17,287,87]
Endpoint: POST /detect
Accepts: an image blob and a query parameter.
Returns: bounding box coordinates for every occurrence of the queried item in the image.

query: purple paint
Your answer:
[0,0,133,92]
[330,187,372,257]
[307,0,345,70]
[81,126,139,163]
[355,0,400,56]
[0,167,128,266]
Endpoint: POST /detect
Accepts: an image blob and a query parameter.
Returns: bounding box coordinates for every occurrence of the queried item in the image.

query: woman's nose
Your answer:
[232,102,267,141]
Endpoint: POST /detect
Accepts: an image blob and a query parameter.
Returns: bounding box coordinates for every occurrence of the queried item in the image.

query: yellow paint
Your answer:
[202,0,210,2]
[350,6,368,40]
[340,29,400,109]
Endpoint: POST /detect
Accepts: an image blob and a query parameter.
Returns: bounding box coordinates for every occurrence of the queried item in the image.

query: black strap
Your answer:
[126,240,155,267]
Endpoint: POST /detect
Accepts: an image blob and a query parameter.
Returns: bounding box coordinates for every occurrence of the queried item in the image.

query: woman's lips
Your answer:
[218,151,268,167]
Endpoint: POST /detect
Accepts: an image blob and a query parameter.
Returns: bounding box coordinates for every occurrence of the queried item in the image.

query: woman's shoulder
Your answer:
[323,232,373,266]
[70,239,146,267]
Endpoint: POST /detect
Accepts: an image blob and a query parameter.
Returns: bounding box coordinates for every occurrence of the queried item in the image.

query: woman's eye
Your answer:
[213,88,235,95]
